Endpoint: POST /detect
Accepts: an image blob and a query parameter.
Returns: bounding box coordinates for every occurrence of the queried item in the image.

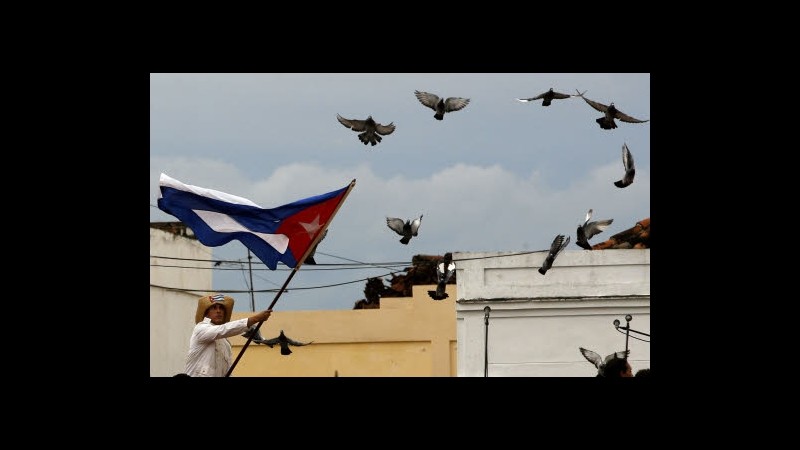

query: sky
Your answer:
[149,73,650,313]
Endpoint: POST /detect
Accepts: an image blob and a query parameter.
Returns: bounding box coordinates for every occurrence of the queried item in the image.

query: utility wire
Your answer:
[150,254,412,267]
[150,262,411,271]
[614,328,650,343]
[151,249,552,266]
[150,271,397,294]
[151,247,553,297]
[315,251,412,273]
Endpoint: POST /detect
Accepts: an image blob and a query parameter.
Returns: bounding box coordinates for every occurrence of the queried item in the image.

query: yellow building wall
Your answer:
[227,284,456,377]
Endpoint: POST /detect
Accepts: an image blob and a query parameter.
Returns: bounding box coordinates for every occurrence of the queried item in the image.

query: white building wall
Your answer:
[455,249,650,377]
[149,227,212,377]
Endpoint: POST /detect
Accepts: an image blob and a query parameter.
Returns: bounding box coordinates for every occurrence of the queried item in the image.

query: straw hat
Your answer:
[195,294,234,324]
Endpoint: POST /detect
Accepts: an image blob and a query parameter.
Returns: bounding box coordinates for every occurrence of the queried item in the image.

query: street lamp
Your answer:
[612,314,651,356]
[484,306,491,377]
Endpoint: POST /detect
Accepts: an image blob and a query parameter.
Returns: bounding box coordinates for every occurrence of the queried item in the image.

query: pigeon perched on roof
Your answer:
[336,114,395,146]
[414,90,470,120]
[576,209,613,250]
[428,253,455,300]
[386,215,423,245]
[614,143,636,188]
[538,234,570,275]
[260,330,313,356]
[516,88,574,106]
[579,347,630,377]
[575,90,649,130]
[304,229,328,265]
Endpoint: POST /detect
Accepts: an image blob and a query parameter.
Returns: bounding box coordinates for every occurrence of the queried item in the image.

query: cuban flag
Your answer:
[157,173,352,270]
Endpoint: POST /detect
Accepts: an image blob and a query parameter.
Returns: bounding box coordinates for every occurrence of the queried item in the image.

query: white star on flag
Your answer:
[299,214,322,239]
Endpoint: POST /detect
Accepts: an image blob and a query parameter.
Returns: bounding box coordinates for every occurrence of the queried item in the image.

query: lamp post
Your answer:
[613,314,632,356]
[613,314,650,356]
[484,306,491,377]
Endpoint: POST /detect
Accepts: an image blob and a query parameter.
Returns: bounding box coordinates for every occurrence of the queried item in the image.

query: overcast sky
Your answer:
[149,73,650,312]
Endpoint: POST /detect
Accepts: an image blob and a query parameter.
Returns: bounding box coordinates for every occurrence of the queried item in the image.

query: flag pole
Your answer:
[247,249,255,312]
[226,179,357,377]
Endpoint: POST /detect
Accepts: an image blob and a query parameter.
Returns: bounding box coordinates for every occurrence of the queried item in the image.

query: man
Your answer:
[184,294,272,377]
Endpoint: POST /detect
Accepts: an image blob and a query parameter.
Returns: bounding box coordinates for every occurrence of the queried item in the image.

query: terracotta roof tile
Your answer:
[591,217,650,250]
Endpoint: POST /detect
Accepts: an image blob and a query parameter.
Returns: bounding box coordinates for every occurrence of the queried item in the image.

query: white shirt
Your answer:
[184,317,250,377]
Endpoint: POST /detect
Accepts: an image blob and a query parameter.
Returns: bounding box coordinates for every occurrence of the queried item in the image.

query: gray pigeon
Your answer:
[576,209,613,250]
[428,253,455,300]
[579,347,629,377]
[305,229,328,265]
[614,143,635,188]
[336,114,395,146]
[516,88,574,106]
[386,215,423,245]
[260,330,313,356]
[538,234,570,275]
[414,90,470,120]
[575,90,649,130]
[242,325,266,343]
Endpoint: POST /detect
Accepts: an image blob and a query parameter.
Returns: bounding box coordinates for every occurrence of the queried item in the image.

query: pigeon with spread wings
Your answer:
[260,330,313,356]
[516,88,575,106]
[428,253,455,300]
[242,325,266,343]
[386,215,423,245]
[614,143,636,188]
[575,90,649,130]
[414,90,470,120]
[576,209,613,250]
[579,347,630,377]
[336,114,395,146]
[538,234,570,275]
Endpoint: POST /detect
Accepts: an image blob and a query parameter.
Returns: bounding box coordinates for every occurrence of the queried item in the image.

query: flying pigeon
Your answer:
[428,253,455,300]
[576,209,613,250]
[614,143,636,188]
[242,325,266,343]
[538,234,570,275]
[579,347,630,377]
[414,90,470,120]
[305,229,328,265]
[386,215,423,245]
[260,330,313,356]
[336,114,395,146]
[516,88,574,106]
[575,90,649,130]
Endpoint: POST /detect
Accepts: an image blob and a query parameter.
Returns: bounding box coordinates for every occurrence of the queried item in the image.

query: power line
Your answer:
[150,253,412,267]
[316,251,411,273]
[451,250,549,262]
[150,248,553,297]
[150,271,397,294]
[150,262,411,271]
[150,248,551,266]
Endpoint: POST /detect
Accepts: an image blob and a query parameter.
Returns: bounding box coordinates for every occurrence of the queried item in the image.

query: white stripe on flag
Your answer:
[193,209,289,254]
[159,173,262,207]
